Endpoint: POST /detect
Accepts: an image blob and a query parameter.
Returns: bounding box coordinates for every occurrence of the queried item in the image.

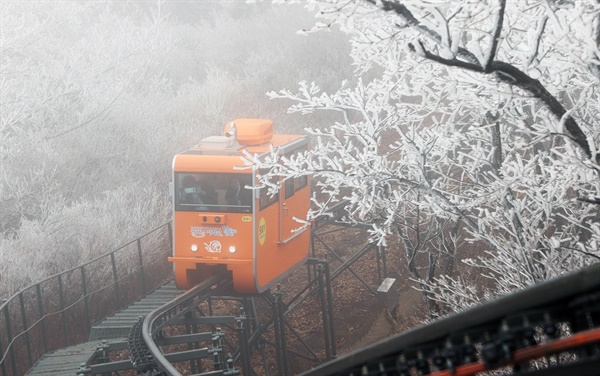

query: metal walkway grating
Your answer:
[89,281,180,341]
[25,280,180,375]
[25,340,103,376]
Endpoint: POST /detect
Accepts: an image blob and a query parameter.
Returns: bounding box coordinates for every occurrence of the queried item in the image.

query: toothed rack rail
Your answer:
[301,263,600,376]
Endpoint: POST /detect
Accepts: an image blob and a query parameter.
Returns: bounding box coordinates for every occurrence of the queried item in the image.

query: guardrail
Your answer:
[0,222,174,376]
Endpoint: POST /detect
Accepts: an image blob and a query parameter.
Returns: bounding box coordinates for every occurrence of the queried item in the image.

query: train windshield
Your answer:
[175,173,253,213]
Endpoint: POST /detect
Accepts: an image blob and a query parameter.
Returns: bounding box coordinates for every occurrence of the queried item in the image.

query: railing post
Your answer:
[317,264,332,361]
[272,292,289,376]
[57,274,69,346]
[381,245,387,278]
[18,292,33,367]
[236,309,252,376]
[324,261,337,359]
[376,245,382,286]
[110,253,120,308]
[0,327,5,376]
[3,304,17,376]
[80,266,91,330]
[208,296,214,317]
[35,284,48,352]
[137,239,146,296]
[308,231,318,285]
[183,311,198,374]
[271,293,283,376]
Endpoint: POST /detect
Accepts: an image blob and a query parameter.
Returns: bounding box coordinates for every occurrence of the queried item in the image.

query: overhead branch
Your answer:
[590,12,600,82]
[577,196,600,205]
[490,61,591,159]
[407,41,593,161]
[378,0,480,65]
[375,0,595,162]
[408,40,481,71]
[527,15,548,67]
[483,0,506,72]
[486,111,503,173]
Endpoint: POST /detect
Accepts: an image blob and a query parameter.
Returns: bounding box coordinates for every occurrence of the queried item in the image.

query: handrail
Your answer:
[0,223,170,308]
[0,221,174,376]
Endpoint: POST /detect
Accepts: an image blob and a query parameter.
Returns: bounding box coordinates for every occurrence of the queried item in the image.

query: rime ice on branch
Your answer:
[256,0,600,316]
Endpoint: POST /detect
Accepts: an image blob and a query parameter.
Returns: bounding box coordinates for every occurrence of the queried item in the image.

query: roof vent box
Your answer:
[225,119,273,145]
[193,135,240,155]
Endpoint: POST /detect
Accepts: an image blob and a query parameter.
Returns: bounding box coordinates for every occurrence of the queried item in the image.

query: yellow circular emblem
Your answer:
[258,217,266,246]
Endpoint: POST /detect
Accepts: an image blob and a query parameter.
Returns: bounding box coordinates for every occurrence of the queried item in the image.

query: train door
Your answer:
[279,138,309,243]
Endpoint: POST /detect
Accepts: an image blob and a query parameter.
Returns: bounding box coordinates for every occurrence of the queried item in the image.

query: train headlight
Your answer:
[191,244,198,252]
[229,245,236,253]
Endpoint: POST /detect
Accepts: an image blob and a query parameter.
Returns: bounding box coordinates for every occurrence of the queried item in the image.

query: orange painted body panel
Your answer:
[170,120,310,294]
[174,154,246,173]
[245,134,304,153]
[225,119,274,145]
[254,202,310,288]
[169,210,256,292]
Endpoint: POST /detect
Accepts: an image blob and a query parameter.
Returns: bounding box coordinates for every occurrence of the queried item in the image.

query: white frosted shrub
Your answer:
[0,184,170,298]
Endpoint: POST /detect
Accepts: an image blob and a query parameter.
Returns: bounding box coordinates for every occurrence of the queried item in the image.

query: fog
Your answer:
[0,0,353,296]
[3,0,598,323]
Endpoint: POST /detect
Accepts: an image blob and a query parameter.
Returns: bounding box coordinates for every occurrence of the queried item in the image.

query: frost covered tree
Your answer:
[0,0,352,298]
[0,1,174,232]
[0,0,176,295]
[253,0,600,315]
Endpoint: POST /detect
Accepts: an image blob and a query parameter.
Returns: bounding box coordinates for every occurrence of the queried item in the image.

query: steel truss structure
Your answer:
[4,204,599,375]
[73,257,337,376]
[5,197,400,376]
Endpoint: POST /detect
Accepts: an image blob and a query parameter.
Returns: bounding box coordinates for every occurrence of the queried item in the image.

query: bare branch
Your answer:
[380,0,481,65]
[527,15,548,67]
[407,41,593,160]
[483,0,506,72]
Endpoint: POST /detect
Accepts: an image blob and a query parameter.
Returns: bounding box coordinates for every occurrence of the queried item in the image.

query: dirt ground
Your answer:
[275,224,428,375]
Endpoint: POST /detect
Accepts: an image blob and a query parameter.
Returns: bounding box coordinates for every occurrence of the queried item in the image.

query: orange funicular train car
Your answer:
[169,119,310,293]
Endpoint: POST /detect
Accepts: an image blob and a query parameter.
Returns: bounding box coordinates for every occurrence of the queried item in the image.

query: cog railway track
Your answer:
[2,217,599,375]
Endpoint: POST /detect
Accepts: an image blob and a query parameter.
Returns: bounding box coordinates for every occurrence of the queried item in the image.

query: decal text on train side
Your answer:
[191,226,238,238]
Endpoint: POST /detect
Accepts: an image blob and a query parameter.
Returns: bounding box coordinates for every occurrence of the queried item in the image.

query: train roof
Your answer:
[173,119,306,173]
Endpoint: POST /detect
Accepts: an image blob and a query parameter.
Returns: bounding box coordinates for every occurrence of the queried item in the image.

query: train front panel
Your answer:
[169,131,311,293]
[170,154,258,292]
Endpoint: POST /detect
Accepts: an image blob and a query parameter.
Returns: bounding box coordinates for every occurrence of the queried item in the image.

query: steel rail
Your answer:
[142,273,231,375]
[429,326,600,376]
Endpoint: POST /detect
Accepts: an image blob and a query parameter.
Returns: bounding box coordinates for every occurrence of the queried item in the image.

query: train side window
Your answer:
[295,175,307,191]
[283,143,308,197]
[259,188,279,210]
[259,169,279,210]
[284,177,295,199]
[284,175,306,200]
